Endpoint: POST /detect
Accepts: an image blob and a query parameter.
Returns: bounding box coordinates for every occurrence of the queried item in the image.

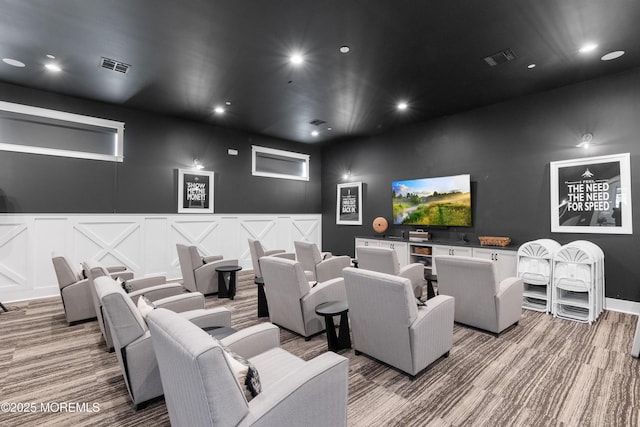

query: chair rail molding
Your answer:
[0,213,322,302]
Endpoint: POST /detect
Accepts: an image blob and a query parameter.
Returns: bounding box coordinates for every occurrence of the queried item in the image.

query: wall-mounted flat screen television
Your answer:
[392,174,472,226]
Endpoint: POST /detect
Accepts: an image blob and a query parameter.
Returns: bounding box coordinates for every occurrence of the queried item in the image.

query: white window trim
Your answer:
[251,145,310,181]
[0,100,125,162]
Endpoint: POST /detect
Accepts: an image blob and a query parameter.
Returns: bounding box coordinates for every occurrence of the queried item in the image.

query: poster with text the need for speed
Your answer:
[550,153,632,234]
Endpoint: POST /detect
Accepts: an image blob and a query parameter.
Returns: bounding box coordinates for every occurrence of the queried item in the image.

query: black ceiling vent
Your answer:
[309,119,326,126]
[100,57,131,74]
[483,48,517,67]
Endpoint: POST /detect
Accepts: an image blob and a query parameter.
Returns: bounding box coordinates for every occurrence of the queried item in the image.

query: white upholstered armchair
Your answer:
[84,259,185,351]
[176,244,239,295]
[259,256,347,339]
[146,308,349,427]
[435,256,523,335]
[95,276,231,408]
[355,246,426,298]
[293,240,350,282]
[343,267,454,377]
[247,238,295,282]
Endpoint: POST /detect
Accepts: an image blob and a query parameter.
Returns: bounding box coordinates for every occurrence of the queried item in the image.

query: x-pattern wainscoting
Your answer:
[0,214,322,302]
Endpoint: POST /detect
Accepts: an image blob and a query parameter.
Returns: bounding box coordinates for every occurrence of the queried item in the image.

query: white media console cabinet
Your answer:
[354,236,517,283]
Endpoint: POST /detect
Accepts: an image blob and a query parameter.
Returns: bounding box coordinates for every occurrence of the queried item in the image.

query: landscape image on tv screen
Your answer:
[392,174,472,226]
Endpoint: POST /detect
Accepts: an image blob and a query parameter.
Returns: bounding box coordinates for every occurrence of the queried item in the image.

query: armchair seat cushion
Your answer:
[249,347,305,388]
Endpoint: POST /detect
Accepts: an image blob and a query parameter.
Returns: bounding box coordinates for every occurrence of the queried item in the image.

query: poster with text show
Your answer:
[558,161,622,228]
[183,174,210,210]
[339,186,360,221]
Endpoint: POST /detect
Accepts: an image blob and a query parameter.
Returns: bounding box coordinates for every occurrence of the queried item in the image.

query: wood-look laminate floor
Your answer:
[1,272,639,426]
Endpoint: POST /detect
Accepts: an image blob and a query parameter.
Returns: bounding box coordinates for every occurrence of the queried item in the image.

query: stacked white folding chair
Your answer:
[517,239,561,313]
[552,240,605,324]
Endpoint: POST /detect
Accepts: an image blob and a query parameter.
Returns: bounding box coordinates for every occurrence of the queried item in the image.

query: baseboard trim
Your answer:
[605,297,640,315]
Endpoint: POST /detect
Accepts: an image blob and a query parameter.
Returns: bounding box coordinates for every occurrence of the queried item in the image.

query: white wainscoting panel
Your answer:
[0,213,322,302]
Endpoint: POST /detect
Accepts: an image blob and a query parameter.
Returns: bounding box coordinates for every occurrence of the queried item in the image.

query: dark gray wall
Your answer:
[322,68,640,302]
[0,82,321,214]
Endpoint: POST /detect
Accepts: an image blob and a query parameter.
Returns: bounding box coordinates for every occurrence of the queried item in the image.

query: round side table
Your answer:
[315,300,351,351]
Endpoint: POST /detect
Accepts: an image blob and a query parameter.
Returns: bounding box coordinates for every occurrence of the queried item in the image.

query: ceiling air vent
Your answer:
[100,57,131,74]
[309,119,326,126]
[483,48,517,67]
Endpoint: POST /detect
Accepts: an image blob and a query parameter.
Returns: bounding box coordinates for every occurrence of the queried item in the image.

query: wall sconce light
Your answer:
[576,132,593,149]
[343,170,351,180]
[193,158,204,170]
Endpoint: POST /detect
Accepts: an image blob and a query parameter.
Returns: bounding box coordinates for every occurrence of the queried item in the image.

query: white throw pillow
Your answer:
[137,295,155,318]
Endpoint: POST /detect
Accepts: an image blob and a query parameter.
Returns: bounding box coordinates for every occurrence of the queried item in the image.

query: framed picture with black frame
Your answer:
[336,182,362,225]
[550,153,632,234]
[178,169,214,213]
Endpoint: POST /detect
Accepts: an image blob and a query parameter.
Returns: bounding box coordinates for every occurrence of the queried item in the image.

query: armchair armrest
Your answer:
[496,277,524,329]
[409,295,455,367]
[109,271,134,281]
[125,274,169,292]
[179,307,232,329]
[106,265,127,273]
[269,251,296,260]
[59,277,88,291]
[152,292,205,312]
[315,256,351,282]
[220,323,280,359]
[243,352,348,426]
[128,282,185,304]
[203,255,224,263]
[194,261,223,283]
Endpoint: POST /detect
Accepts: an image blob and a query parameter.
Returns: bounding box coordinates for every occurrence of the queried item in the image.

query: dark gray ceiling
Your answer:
[1,1,639,144]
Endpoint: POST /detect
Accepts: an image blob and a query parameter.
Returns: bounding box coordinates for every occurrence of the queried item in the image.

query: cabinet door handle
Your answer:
[494,253,498,261]
[364,242,368,246]
[390,243,394,249]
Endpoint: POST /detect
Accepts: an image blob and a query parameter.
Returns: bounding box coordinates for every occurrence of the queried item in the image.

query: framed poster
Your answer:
[550,153,632,234]
[336,182,362,225]
[178,169,214,213]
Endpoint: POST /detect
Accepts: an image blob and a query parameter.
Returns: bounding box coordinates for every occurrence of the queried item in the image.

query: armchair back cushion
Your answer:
[248,239,266,278]
[177,244,203,292]
[52,254,82,288]
[94,276,162,404]
[435,255,521,333]
[259,257,310,336]
[356,246,400,274]
[343,267,416,370]
[147,309,250,426]
[293,240,323,275]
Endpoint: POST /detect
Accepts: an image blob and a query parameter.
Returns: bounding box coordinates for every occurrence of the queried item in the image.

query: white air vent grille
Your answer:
[100,57,131,74]
[483,49,517,67]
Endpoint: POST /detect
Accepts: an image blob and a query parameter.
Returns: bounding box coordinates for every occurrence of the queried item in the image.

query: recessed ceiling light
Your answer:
[2,58,25,67]
[339,46,350,54]
[527,63,536,69]
[214,106,225,114]
[46,54,56,59]
[45,63,61,72]
[225,101,232,106]
[327,127,332,131]
[311,130,319,137]
[579,43,598,54]
[290,53,304,65]
[601,50,625,61]
[397,102,408,111]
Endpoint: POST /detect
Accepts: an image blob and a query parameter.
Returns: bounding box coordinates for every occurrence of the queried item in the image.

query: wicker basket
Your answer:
[478,236,511,247]
[413,247,432,255]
